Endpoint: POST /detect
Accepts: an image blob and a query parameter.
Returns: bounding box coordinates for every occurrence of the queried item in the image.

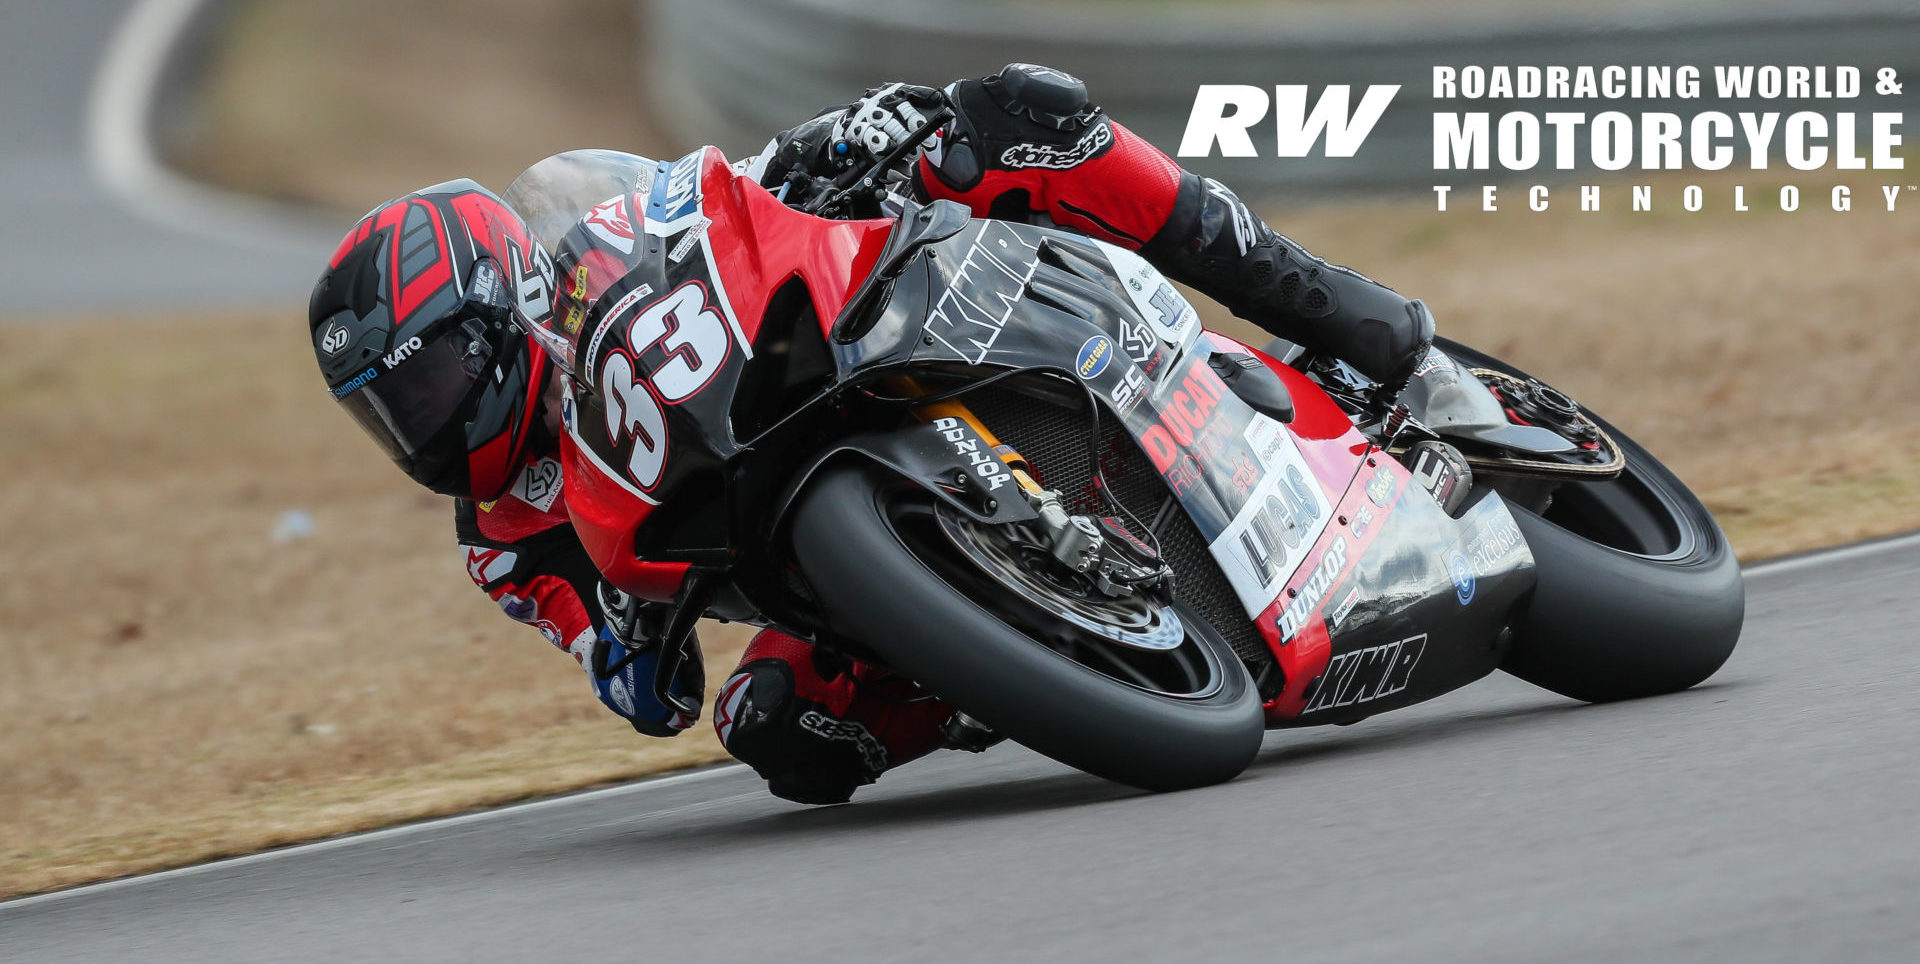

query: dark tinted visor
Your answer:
[335,315,499,467]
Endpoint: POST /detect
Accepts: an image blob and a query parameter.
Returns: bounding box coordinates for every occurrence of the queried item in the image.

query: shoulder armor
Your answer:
[987,63,1095,131]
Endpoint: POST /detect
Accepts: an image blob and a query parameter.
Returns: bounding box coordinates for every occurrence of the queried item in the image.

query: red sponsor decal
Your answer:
[1141,360,1228,472]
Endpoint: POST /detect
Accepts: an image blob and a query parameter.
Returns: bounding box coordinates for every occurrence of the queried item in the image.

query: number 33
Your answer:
[598,282,731,489]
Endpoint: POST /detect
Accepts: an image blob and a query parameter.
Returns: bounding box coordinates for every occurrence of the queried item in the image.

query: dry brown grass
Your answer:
[0,312,748,897]
[16,0,1911,902]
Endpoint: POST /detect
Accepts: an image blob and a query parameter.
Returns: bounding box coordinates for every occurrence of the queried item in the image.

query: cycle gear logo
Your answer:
[1076,335,1114,379]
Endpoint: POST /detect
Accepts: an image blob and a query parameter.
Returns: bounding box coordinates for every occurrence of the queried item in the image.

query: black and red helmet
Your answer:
[309,179,557,500]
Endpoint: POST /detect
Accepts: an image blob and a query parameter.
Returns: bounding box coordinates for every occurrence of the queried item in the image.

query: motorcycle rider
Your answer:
[308,63,1435,805]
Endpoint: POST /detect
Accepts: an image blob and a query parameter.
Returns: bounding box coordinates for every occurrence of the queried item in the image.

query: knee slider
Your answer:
[713,659,883,796]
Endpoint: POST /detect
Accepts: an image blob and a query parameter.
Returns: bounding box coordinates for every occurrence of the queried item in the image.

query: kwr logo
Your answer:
[1178,85,1400,158]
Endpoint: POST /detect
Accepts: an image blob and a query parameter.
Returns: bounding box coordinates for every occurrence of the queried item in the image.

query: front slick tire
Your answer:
[790,465,1265,793]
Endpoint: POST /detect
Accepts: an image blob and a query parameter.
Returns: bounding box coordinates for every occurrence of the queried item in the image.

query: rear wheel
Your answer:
[790,463,1265,792]
[1439,338,1745,702]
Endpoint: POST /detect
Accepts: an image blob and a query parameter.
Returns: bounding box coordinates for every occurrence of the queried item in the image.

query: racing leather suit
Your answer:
[460,63,1434,805]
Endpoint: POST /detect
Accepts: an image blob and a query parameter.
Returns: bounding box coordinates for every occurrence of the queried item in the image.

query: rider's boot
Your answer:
[715,629,952,805]
[1142,174,1434,394]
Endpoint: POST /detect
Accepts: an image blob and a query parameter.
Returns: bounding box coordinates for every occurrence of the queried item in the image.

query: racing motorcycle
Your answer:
[499,133,1744,793]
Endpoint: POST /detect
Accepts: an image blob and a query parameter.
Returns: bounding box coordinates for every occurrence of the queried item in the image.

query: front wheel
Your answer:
[1438,338,1745,703]
[789,464,1265,792]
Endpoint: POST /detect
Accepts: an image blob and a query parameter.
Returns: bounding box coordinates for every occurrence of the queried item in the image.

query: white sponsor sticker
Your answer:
[1092,240,1200,352]
[1207,414,1336,618]
[511,457,564,512]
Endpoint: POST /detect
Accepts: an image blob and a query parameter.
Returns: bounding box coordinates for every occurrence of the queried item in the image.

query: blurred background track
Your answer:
[0,0,331,316]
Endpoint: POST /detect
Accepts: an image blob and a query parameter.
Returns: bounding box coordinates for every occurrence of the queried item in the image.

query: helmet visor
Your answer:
[334,315,498,472]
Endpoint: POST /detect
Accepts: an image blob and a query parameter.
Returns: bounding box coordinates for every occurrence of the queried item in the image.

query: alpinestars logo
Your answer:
[1277,536,1350,640]
[1000,122,1114,170]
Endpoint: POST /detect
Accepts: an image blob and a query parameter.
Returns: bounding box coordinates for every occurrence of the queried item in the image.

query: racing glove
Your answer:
[829,82,947,170]
[587,584,704,737]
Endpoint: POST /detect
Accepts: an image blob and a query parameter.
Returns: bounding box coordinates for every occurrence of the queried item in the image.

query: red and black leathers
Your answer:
[466,63,1432,803]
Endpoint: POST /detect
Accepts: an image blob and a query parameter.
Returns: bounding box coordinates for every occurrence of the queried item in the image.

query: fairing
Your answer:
[537,148,892,598]
[828,215,1538,724]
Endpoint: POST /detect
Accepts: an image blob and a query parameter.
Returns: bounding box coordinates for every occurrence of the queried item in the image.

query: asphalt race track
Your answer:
[0,0,329,315]
[4,535,1917,962]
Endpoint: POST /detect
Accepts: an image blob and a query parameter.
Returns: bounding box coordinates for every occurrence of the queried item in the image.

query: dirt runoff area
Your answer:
[4,0,1915,900]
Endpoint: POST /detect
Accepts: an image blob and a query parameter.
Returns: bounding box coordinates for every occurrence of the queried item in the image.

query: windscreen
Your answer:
[501,150,657,374]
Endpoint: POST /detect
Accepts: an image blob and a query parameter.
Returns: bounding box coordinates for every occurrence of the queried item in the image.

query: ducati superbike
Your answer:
[500,143,1743,793]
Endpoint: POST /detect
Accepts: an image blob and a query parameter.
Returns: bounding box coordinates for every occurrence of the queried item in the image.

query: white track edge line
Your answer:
[0,764,745,912]
[1741,530,1920,579]
[86,0,339,254]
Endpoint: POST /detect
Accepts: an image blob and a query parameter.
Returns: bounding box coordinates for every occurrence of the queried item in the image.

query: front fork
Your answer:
[891,379,1043,496]
[896,381,1171,591]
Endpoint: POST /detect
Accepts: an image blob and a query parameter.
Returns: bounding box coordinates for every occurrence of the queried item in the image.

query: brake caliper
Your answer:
[1025,489,1173,598]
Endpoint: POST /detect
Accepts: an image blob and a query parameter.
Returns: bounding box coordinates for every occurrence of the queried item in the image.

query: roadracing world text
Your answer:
[1177,64,1910,214]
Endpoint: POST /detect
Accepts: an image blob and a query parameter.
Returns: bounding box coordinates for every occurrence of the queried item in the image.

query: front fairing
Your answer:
[538,147,892,596]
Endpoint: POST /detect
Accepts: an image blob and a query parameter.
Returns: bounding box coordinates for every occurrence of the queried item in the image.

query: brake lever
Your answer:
[650,570,715,717]
[801,107,954,216]
[589,571,711,719]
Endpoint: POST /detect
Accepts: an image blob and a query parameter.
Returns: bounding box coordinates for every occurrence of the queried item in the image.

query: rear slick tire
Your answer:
[1438,338,1745,703]
[790,464,1265,793]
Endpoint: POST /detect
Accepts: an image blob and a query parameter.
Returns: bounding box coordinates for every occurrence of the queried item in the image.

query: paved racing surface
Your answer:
[0,0,330,315]
[4,537,1917,962]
